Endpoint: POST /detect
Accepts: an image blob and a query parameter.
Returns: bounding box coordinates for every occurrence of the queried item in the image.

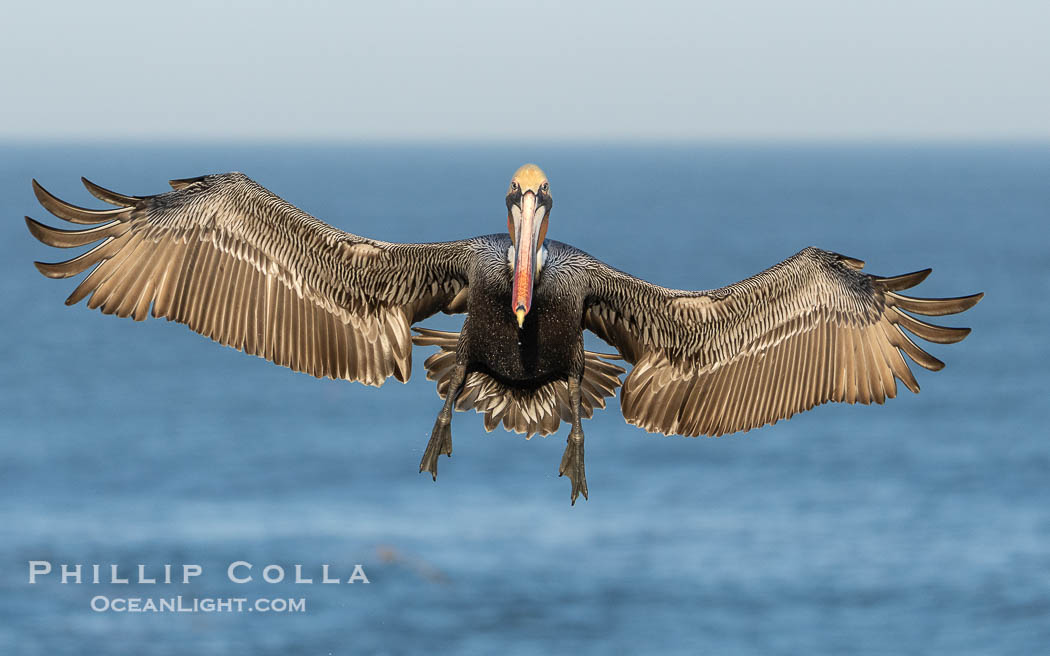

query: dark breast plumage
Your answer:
[461,237,587,385]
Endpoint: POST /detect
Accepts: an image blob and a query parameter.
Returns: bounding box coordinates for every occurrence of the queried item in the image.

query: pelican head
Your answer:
[506,164,552,328]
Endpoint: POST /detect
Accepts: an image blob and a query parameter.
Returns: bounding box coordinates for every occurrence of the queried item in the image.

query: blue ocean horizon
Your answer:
[1,142,1046,655]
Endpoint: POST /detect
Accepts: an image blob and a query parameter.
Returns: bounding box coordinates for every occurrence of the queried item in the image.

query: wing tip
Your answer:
[889,290,984,316]
[24,216,50,246]
[877,268,932,291]
[838,254,865,270]
[30,178,47,202]
[31,178,123,224]
[902,377,921,394]
[81,176,139,207]
[33,260,68,279]
[169,175,207,190]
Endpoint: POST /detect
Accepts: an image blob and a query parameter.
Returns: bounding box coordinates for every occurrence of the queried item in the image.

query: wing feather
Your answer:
[583,247,981,437]
[27,173,472,386]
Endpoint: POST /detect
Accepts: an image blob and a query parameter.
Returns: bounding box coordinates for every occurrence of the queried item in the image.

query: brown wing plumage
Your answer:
[26,173,471,386]
[583,247,982,437]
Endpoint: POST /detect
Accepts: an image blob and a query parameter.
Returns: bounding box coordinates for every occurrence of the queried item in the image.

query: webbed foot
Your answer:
[558,430,588,505]
[420,416,453,481]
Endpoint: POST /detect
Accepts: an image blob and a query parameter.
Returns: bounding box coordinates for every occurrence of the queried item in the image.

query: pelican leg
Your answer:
[420,362,466,481]
[558,374,588,505]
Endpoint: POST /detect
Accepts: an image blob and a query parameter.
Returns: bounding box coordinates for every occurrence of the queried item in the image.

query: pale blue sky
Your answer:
[2,0,1047,141]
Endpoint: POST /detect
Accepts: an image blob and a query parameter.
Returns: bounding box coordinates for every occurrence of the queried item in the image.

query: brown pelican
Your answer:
[25,164,982,504]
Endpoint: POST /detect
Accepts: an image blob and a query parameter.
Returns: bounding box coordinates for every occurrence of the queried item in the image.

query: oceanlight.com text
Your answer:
[90,595,306,613]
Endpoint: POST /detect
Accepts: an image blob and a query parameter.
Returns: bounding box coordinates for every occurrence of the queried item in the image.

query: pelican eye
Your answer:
[510,181,519,191]
[540,182,549,192]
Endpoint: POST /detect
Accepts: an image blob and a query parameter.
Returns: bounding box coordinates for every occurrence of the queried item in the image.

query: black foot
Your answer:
[419,417,453,481]
[558,432,588,505]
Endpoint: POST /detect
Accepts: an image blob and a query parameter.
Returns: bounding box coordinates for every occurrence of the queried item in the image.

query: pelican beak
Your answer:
[510,190,543,328]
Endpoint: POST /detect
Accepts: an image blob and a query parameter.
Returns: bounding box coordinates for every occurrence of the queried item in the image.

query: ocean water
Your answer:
[0,143,1046,655]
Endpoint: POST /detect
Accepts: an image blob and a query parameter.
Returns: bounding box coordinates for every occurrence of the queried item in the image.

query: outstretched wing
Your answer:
[26,173,473,386]
[583,247,982,437]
